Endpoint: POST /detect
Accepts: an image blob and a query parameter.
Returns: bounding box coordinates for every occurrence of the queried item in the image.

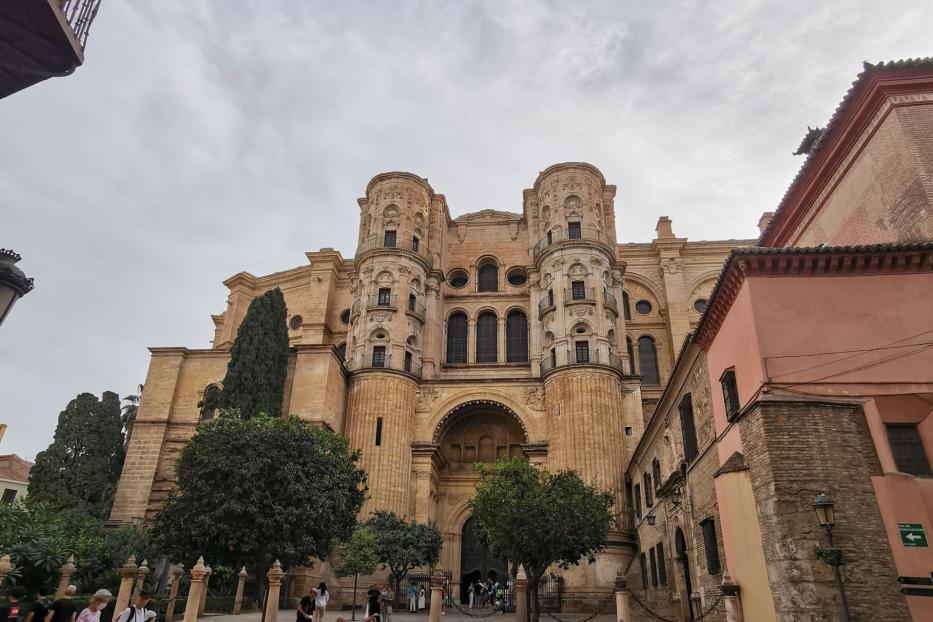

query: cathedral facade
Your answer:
[109,162,751,598]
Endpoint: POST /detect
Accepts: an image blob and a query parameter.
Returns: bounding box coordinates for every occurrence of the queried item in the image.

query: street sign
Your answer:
[898,523,928,547]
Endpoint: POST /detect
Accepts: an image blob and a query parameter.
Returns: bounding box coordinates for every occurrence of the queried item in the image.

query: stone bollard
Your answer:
[428,567,444,622]
[115,555,139,616]
[513,566,528,622]
[184,558,209,622]
[265,561,284,622]
[136,559,150,594]
[0,555,11,588]
[614,573,631,622]
[198,567,212,617]
[721,572,742,622]
[233,567,248,615]
[165,565,184,622]
[56,555,77,598]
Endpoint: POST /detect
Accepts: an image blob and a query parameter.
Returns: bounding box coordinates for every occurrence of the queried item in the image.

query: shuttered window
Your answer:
[680,393,699,462]
[476,312,498,363]
[649,547,658,587]
[446,313,468,364]
[721,369,740,421]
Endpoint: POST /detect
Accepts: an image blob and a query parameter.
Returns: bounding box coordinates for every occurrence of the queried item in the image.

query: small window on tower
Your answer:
[375,417,383,446]
[289,315,303,330]
[383,230,397,247]
[568,222,582,239]
[339,309,351,324]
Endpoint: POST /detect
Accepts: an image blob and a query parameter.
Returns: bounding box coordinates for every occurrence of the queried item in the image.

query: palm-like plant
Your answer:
[122,384,143,444]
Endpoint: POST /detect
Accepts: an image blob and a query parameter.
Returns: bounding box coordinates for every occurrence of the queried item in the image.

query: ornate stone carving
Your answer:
[525,387,545,410]
[416,386,438,408]
[509,222,519,240]
[457,222,468,242]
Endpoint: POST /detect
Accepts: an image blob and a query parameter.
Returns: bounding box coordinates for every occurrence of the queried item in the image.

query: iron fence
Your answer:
[61,0,102,49]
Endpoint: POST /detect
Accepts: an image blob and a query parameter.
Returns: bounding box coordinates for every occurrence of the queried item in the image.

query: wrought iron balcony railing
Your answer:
[538,296,556,317]
[62,0,103,50]
[532,226,613,261]
[564,287,596,303]
[356,233,433,268]
[367,294,397,310]
[345,353,423,380]
[539,348,627,375]
[406,298,426,320]
[603,289,618,312]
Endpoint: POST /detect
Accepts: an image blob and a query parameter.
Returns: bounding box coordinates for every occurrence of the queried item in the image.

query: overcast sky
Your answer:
[2,1,931,459]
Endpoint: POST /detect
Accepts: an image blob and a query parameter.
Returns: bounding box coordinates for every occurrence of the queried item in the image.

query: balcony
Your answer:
[406,298,426,321]
[355,233,433,269]
[564,287,596,304]
[538,296,556,318]
[367,294,397,311]
[539,348,627,376]
[532,226,614,262]
[603,289,618,313]
[346,354,423,380]
[0,0,101,99]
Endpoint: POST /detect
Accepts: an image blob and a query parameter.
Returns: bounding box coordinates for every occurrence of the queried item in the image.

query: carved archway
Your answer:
[432,400,530,445]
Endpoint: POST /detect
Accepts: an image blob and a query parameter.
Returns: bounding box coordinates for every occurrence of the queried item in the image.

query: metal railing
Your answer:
[564,287,596,302]
[367,294,397,310]
[532,226,613,260]
[356,233,433,268]
[346,353,423,379]
[407,298,426,319]
[604,289,618,312]
[539,348,627,375]
[61,0,102,50]
[538,295,556,317]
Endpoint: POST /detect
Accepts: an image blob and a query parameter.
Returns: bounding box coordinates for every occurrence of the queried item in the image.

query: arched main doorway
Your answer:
[459,516,508,603]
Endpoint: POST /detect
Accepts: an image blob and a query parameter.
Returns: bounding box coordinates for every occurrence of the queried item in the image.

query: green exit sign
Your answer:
[898,523,928,548]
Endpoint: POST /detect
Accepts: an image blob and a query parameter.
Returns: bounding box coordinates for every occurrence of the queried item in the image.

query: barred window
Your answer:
[622,291,632,320]
[887,425,932,476]
[700,518,722,575]
[721,369,740,421]
[506,311,529,362]
[446,312,468,364]
[638,335,660,384]
[656,542,667,584]
[476,312,498,363]
[478,263,498,292]
[680,393,699,462]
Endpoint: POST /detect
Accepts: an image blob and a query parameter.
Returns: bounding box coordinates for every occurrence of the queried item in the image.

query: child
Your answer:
[75,590,112,622]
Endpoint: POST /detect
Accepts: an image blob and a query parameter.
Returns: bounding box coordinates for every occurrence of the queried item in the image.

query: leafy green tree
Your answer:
[28,392,126,519]
[334,527,379,620]
[219,288,289,419]
[470,458,612,622]
[197,383,223,421]
[151,414,367,590]
[365,511,442,604]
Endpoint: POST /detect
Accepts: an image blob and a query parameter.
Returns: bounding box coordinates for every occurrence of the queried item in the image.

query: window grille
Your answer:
[371,346,386,368]
[887,425,932,476]
[721,369,740,420]
[383,230,397,247]
[638,335,660,384]
[506,311,528,362]
[478,263,498,292]
[446,313,468,364]
[568,222,582,239]
[571,280,586,300]
[575,340,590,363]
[700,518,722,575]
[476,312,498,362]
[679,394,699,462]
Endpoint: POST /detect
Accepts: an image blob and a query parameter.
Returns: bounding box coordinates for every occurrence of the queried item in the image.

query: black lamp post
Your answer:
[0,249,34,329]
[812,492,851,622]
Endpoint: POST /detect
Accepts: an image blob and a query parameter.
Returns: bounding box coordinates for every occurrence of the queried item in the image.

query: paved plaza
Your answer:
[203,609,655,622]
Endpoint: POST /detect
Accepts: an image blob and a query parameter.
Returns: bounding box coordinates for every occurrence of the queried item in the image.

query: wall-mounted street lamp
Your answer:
[0,249,34,329]
[812,492,851,622]
[670,488,682,505]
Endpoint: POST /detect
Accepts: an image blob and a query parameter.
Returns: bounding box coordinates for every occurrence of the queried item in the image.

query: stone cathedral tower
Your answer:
[109,162,746,604]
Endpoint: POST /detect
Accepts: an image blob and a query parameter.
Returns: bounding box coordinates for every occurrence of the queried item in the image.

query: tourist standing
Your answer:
[313,583,329,622]
[43,587,77,622]
[0,587,25,622]
[407,585,417,613]
[417,587,425,612]
[362,588,381,622]
[380,586,393,622]
[365,586,380,619]
[75,590,111,622]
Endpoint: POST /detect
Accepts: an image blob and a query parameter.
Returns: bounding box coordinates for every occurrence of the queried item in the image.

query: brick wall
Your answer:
[739,399,909,620]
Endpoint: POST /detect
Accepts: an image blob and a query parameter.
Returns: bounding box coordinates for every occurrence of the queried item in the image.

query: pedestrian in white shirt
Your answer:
[115,592,153,622]
[313,582,329,622]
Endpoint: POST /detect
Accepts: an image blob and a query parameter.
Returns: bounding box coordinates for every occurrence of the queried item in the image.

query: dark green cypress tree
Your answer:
[220,287,289,418]
[28,391,126,519]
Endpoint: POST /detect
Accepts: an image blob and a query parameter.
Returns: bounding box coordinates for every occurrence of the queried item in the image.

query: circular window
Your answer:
[635,300,652,315]
[506,267,527,287]
[575,327,586,334]
[340,309,351,324]
[289,315,303,330]
[693,299,708,314]
[448,269,469,288]
[375,332,386,340]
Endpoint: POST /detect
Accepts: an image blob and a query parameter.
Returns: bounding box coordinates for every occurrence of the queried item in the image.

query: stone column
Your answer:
[614,574,630,622]
[183,557,208,622]
[165,565,184,622]
[265,561,284,622]
[136,559,150,593]
[0,555,11,588]
[467,318,477,363]
[721,573,742,622]
[498,316,507,362]
[513,566,528,622]
[428,567,444,622]
[55,555,77,598]
[690,592,702,619]
[198,567,212,617]
[114,555,139,616]
[233,567,248,615]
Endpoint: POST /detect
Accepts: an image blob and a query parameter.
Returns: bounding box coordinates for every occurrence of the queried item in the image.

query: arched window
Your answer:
[506,311,529,362]
[638,335,659,384]
[476,311,498,362]
[626,337,635,373]
[446,312,468,364]
[478,263,498,292]
[622,291,632,320]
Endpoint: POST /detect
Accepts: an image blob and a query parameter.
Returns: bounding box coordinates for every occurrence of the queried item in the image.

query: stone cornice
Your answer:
[694,242,933,350]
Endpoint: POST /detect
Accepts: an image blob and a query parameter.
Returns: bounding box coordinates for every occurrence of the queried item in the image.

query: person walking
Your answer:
[23,590,49,622]
[406,585,416,613]
[362,588,380,622]
[380,586,393,622]
[365,586,379,619]
[0,587,25,622]
[313,583,329,622]
[43,587,77,622]
[75,591,111,622]
[115,591,152,622]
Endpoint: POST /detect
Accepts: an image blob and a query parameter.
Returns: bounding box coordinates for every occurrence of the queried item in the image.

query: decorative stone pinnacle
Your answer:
[239,566,248,577]
[140,559,149,568]
[193,556,207,572]
[0,554,11,572]
[127,555,136,566]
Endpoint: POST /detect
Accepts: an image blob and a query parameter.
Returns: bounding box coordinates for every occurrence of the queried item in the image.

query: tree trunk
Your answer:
[351,574,358,621]
[528,574,542,622]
